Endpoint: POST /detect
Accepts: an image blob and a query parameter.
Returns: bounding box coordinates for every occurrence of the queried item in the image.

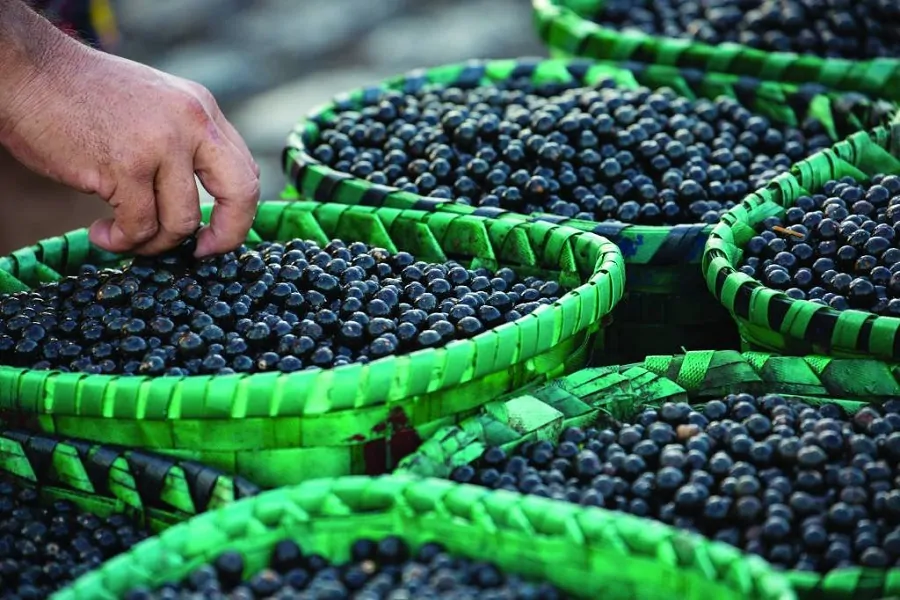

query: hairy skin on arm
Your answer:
[0,0,260,257]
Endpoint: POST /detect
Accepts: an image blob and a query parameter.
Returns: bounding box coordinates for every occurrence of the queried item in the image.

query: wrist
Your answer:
[0,1,88,140]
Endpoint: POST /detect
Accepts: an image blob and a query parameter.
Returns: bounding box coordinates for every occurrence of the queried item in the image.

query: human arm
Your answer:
[0,0,259,257]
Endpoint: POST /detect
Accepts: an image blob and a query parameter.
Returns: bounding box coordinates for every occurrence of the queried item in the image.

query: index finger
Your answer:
[192,129,260,257]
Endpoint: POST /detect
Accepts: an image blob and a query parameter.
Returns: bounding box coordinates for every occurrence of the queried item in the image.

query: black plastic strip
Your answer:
[732,282,754,319]
[313,171,352,204]
[510,58,541,80]
[84,445,123,497]
[359,184,398,207]
[532,215,568,225]
[411,198,452,211]
[857,318,874,352]
[361,86,384,104]
[565,60,593,82]
[471,207,508,219]
[177,459,220,513]
[455,62,487,87]
[591,222,628,241]
[233,476,261,499]
[733,77,761,110]
[125,450,175,509]
[22,434,59,482]
[403,74,428,94]
[806,309,837,349]
[652,226,689,266]
[714,268,728,299]
[766,296,792,331]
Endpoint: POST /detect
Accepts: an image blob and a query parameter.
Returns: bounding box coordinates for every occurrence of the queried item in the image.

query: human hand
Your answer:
[0,36,260,257]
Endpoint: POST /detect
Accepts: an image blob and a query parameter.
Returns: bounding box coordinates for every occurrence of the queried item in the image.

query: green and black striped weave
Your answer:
[0,428,260,530]
[532,0,900,101]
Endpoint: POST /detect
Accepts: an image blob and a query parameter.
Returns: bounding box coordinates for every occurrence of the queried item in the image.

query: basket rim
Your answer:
[701,125,900,360]
[531,0,900,77]
[0,200,625,419]
[54,475,798,600]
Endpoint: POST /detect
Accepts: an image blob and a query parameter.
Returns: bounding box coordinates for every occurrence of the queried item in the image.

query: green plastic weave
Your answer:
[703,125,900,360]
[398,349,900,599]
[532,0,900,100]
[0,201,624,487]
[0,428,259,532]
[54,475,796,600]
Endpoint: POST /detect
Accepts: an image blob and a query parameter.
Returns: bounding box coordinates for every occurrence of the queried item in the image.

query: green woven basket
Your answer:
[0,427,259,532]
[0,201,624,487]
[703,124,900,360]
[532,0,900,101]
[282,57,895,362]
[54,475,796,600]
[397,349,900,600]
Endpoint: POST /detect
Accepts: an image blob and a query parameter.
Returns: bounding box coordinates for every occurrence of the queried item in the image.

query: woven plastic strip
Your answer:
[398,349,900,599]
[0,428,259,532]
[532,0,900,100]
[54,475,796,600]
[703,125,900,360]
[0,201,624,487]
[283,57,896,268]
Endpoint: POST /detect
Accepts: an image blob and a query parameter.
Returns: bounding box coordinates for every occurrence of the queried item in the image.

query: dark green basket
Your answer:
[55,475,796,600]
[282,57,895,361]
[0,201,624,487]
[532,0,900,101]
[398,349,900,600]
[703,124,900,360]
[0,427,259,532]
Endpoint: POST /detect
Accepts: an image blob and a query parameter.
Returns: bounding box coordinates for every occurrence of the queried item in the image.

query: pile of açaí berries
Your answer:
[0,237,566,376]
[453,394,900,572]
[739,174,900,314]
[593,0,900,60]
[124,536,569,599]
[308,78,834,224]
[0,476,150,598]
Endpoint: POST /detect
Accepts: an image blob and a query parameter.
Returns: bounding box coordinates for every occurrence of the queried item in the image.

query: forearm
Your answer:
[0,0,80,134]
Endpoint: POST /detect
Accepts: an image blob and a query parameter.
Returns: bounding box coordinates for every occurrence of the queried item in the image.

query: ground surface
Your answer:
[0,0,546,254]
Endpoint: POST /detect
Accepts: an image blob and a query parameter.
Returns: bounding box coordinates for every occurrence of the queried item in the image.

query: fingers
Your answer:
[132,155,202,256]
[193,133,260,258]
[213,112,259,177]
[89,177,159,254]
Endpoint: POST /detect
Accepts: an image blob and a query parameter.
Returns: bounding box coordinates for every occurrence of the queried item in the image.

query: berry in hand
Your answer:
[0,237,565,375]
[308,79,833,224]
[124,536,568,599]
[738,174,900,315]
[593,0,900,60]
[454,394,900,572]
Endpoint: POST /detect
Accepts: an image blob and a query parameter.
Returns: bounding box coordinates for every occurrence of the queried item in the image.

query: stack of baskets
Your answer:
[0,2,898,598]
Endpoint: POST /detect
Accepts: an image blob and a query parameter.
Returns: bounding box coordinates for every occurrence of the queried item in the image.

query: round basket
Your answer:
[703,124,900,360]
[398,349,900,599]
[531,0,900,101]
[55,475,795,600]
[0,200,623,487]
[282,57,895,361]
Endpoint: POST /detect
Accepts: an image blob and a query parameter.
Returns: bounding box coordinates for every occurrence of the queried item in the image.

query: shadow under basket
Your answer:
[55,475,795,600]
[0,200,624,487]
[398,349,900,600]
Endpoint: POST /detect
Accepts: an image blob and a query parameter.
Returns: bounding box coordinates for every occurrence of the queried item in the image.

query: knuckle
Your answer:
[181,93,212,125]
[131,222,159,243]
[169,215,201,237]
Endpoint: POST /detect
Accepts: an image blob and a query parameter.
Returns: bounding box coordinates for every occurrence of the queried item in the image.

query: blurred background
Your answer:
[0,0,544,254]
